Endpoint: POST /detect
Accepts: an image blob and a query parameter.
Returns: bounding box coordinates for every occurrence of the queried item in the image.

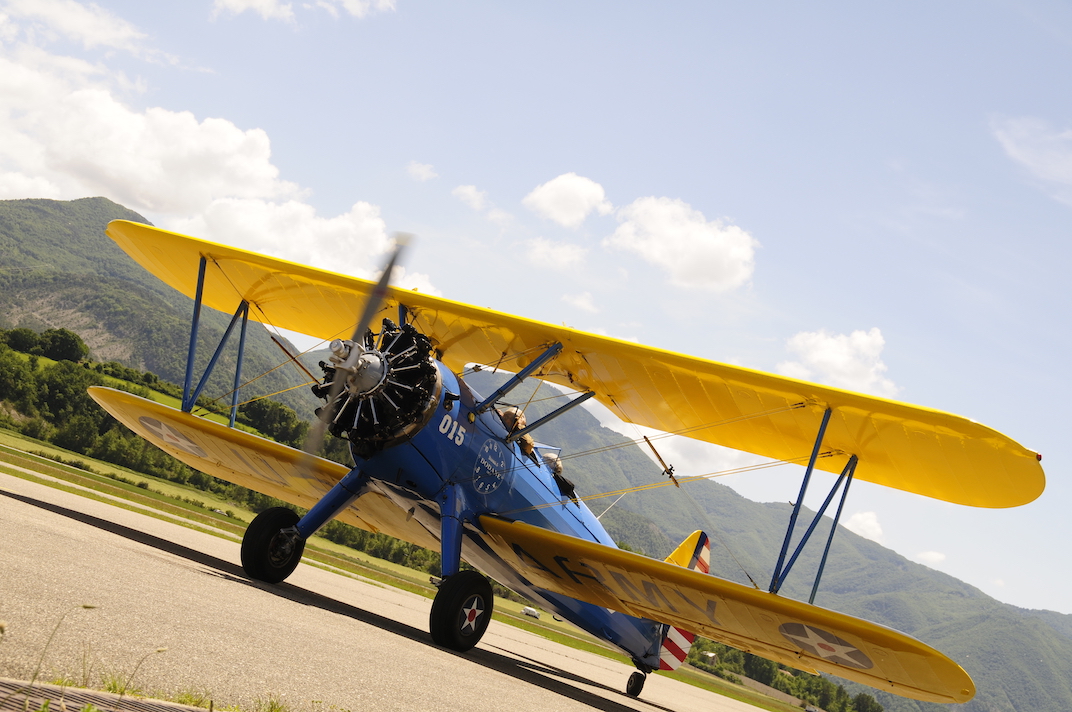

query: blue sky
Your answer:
[1,0,1069,615]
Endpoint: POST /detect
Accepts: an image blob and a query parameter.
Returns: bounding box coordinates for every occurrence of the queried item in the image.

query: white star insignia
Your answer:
[460,598,483,633]
[779,623,873,670]
[138,417,206,458]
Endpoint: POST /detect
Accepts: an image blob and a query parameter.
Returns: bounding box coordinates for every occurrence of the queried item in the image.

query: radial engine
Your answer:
[313,319,441,459]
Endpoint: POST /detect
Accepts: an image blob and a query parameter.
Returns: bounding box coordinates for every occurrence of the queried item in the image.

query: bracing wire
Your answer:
[184,313,794,589]
[190,298,355,415]
[499,456,810,515]
[591,397,793,587]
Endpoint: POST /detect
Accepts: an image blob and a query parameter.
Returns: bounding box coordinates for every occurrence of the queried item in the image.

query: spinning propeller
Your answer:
[300,234,441,464]
[301,234,410,461]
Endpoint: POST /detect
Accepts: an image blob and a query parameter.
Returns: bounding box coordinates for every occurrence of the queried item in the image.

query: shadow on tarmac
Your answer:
[2,489,681,712]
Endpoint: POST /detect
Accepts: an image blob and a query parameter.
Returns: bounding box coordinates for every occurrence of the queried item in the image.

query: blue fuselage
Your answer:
[356,363,664,670]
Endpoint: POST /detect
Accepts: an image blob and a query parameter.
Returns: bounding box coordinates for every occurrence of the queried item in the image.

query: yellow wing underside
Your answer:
[87,387,440,551]
[478,516,974,704]
[90,386,973,704]
[104,220,1044,508]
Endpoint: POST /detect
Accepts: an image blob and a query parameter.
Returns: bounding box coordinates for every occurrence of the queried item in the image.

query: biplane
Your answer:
[89,220,1045,704]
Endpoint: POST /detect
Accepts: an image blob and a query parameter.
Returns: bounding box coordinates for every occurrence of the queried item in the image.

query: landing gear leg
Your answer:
[241,507,305,583]
[626,670,646,698]
[429,570,494,651]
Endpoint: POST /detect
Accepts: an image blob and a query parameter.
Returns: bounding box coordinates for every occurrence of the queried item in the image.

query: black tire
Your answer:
[241,507,305,583]
[429,570,493,651]
[626,671,646,698]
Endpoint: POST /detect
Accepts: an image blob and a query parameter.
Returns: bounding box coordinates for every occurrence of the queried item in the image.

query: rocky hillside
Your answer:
[0,198,319,415]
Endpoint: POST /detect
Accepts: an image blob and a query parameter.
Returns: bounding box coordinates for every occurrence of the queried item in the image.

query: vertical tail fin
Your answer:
[658,531,711,671]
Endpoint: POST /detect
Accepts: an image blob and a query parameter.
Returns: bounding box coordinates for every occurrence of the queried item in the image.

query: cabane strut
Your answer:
[767,407,859,603]
[181,255,251,427]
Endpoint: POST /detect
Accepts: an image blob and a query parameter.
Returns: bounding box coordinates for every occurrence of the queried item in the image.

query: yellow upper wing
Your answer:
[479,516,974,704]
[105,220,1044,508]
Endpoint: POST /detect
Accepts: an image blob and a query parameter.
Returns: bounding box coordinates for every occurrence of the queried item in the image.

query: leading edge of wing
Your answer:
[479,515,974,704]
[104,220,1044,508]
[86,387,440,549]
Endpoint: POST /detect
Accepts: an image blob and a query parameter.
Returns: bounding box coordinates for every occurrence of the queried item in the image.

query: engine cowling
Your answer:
[313,319,441,459]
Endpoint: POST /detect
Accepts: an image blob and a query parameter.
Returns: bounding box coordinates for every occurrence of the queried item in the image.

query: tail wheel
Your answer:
[241,507,305,584]
[429,570,494,651]
[626,671,646,698]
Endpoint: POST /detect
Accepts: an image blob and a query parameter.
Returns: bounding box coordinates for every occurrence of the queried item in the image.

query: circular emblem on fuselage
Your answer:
[473,439,509,495]
[138,416,207,458]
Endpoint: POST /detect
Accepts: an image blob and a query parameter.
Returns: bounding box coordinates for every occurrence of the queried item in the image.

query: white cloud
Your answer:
[452,184,488,211]
[993,117,1072,204]
[212,0,295,21]
[844,511,883,543]
[0,10,435,298]
[486,208,514,226]
[451,184,517,226]
[214,0,395,21]
[406,160,437,182]
[523,172,612,228]
[2,0,148,52]
[0,171,60,197]
[168,198,388,274]
[605,197,758,292]
[525,237,586,268]
[0,29,299,213]
[167,198,437,293]
[562,292,598,313]
[777,328,899,398]
[318,0,396,18]
[916,551,947,567]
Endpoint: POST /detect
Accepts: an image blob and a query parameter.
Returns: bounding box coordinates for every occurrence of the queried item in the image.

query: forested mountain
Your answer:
[0,198,318,415]
[465,372,1072,712]
[1,198,1068,712]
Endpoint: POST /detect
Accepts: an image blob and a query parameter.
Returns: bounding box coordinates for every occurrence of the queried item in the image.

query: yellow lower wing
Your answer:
[88,387,439,550]
[479,516,974,704]
[92,386,972,702]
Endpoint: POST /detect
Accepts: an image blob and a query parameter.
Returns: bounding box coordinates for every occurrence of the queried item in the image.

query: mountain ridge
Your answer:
[0,198,319,416]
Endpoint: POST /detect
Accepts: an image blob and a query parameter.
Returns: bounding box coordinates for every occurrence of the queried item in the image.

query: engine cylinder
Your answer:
[313,319,441,459]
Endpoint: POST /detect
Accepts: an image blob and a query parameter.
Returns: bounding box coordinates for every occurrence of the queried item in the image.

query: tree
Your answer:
[0,344,37,412]
[37,360,104,422]
[239,398,309,448]
[852,692,883,712]
[743,653,778,686]
[4,327,39,353]
[39,328,89,362]
[53,414,101,454]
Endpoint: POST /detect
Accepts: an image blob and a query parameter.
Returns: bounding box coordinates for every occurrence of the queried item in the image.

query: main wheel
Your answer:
[429,570,493,651]
[241,507,305,583]
[626,671,646,698]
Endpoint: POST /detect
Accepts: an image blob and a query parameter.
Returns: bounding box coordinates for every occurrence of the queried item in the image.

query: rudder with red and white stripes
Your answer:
[657,531,711,671]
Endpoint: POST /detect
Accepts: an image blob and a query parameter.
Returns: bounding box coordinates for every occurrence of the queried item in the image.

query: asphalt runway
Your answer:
[0,473,759,712]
